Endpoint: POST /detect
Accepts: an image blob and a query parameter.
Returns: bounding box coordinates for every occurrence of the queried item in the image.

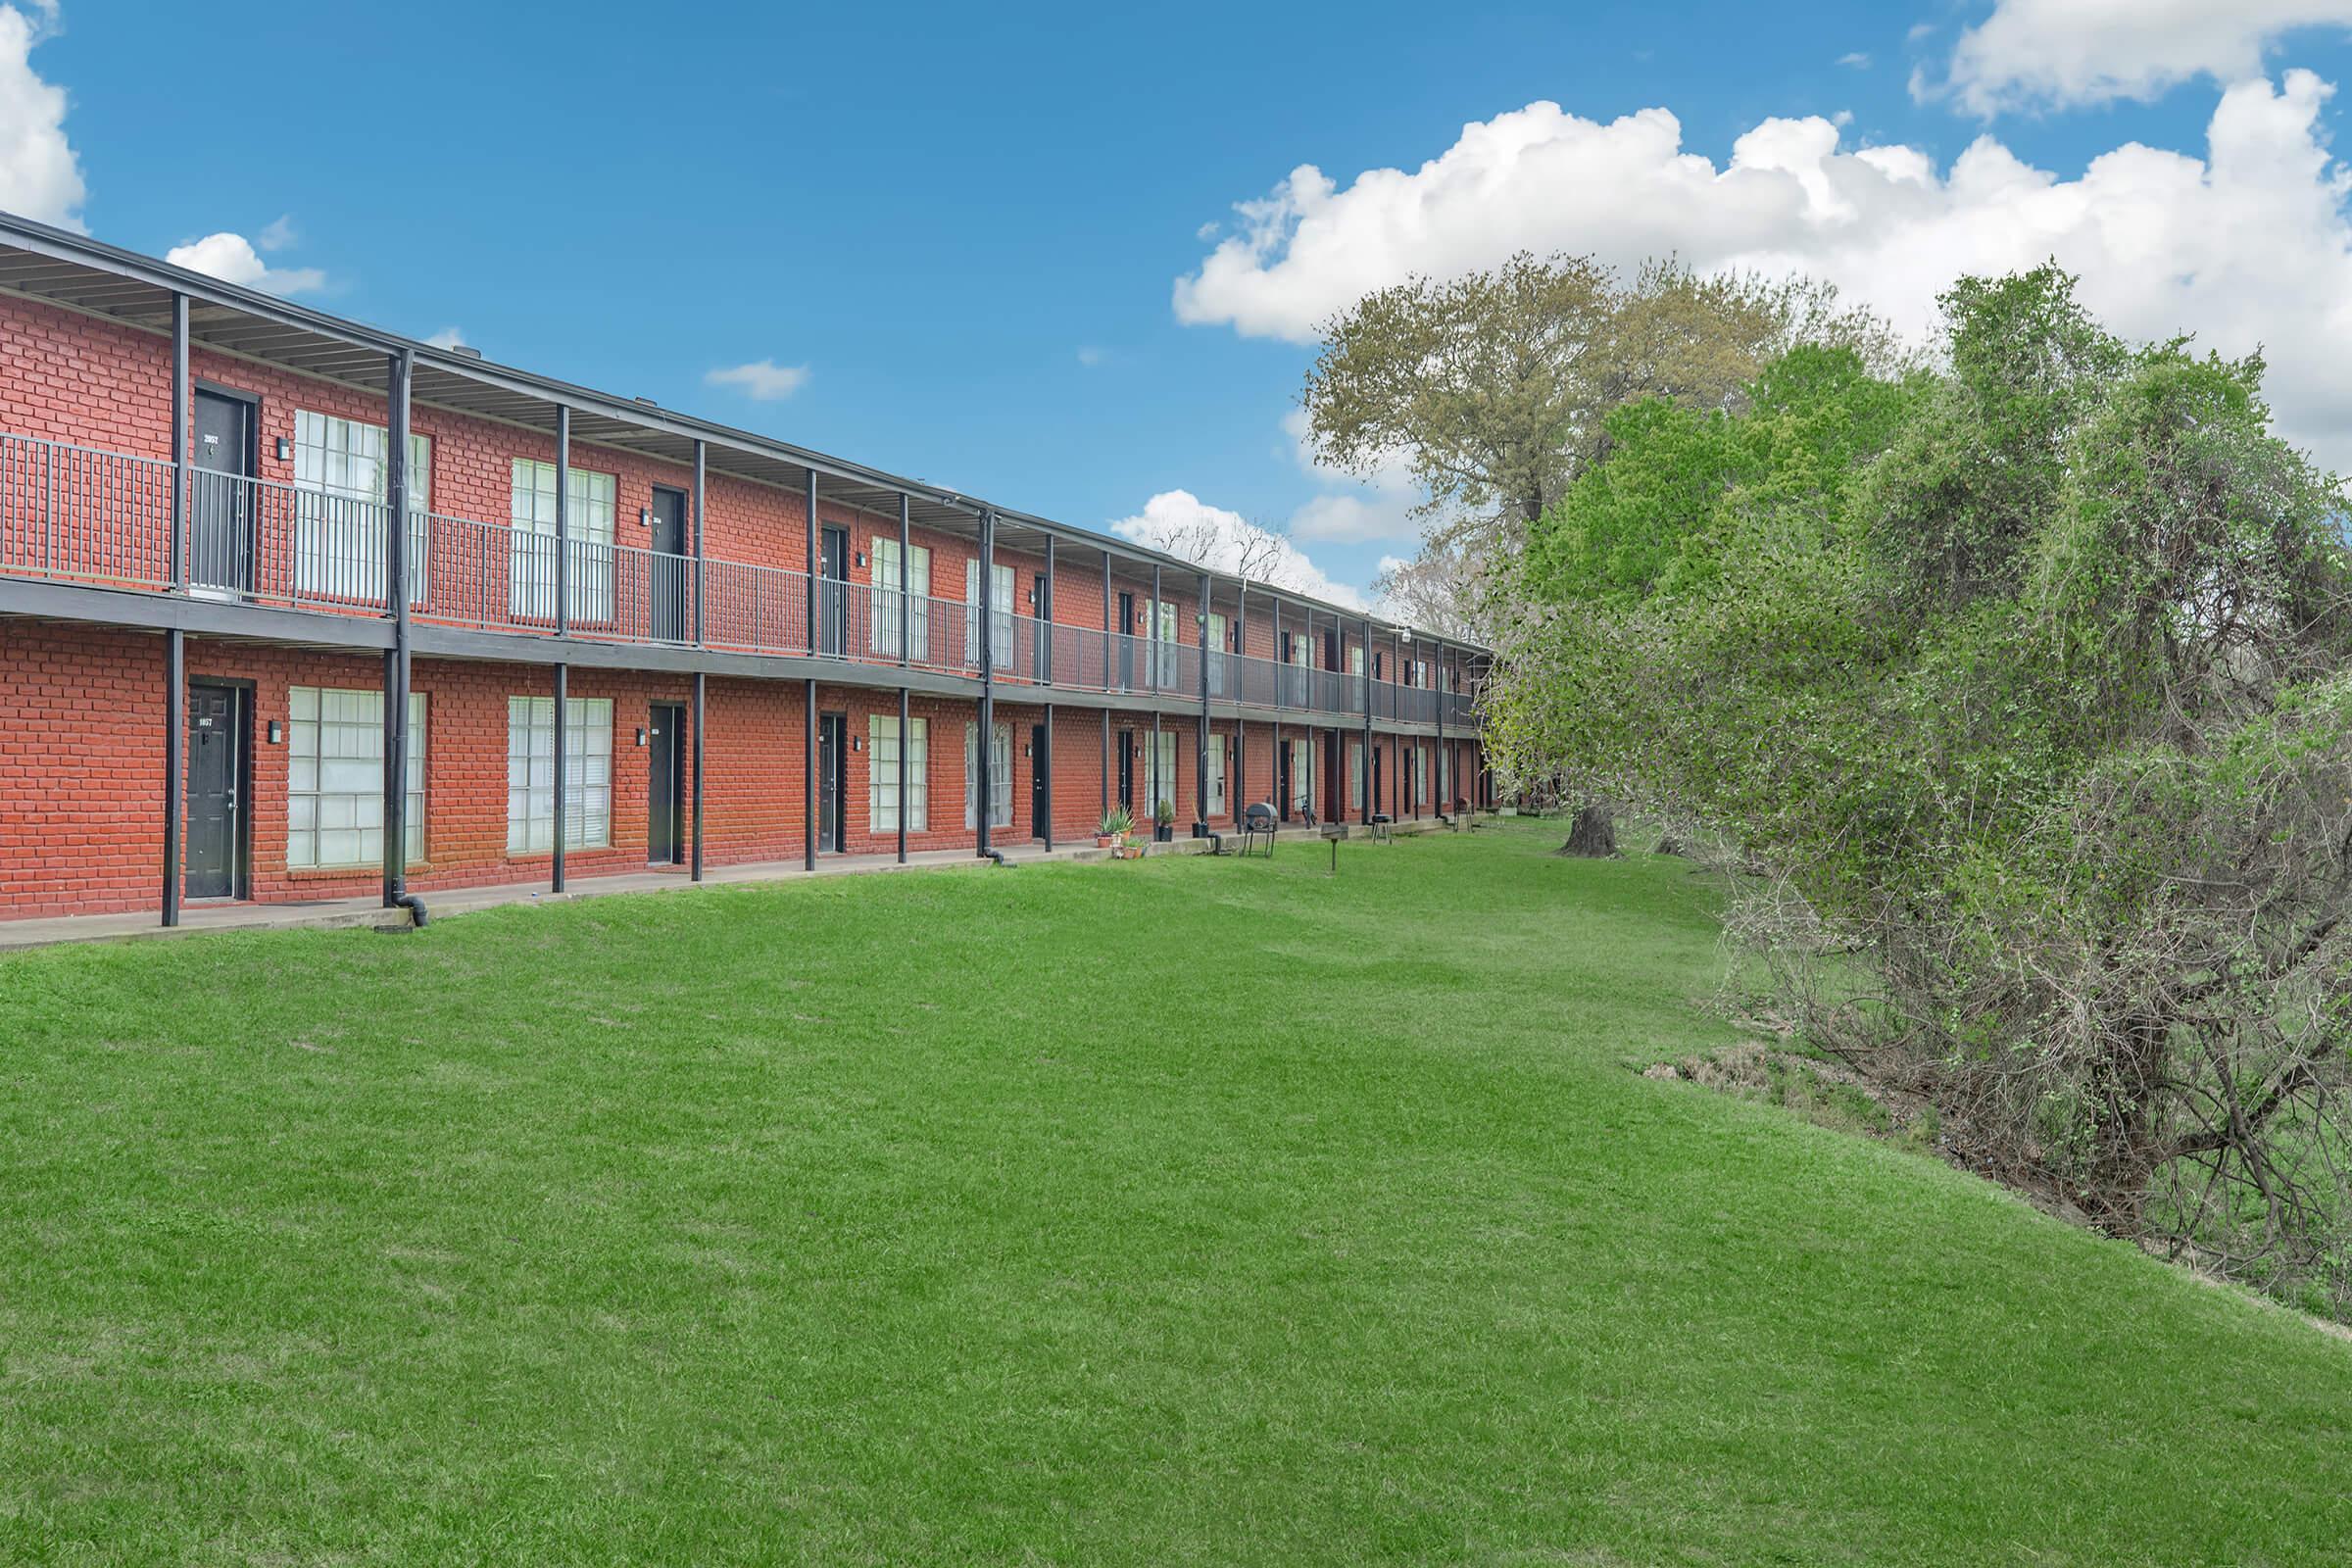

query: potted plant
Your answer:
[1153,798,1176,843]
[1097,806,1133,850]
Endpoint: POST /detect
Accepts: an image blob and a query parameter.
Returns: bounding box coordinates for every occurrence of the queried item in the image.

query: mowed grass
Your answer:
[1,823,2348,1566]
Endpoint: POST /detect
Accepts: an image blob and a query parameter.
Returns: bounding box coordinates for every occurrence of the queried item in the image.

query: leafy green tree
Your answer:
[1489,268,2352,1310]
[1301,254,1896,852]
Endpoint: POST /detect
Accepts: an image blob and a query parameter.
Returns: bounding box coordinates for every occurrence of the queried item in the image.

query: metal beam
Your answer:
[804,467,818,872]
[977,507,996,858]
[161,627,182,928]
[897,686,908,864]
[693,439,707,648]
[1361,615,1373,825]
[383,346,414,908]
[691,670,706,882]
[554,405,570,637]
[552,662,567,894]
[1196,574,1209,827]
[1042,703,1054,851]
[169,294,187,589]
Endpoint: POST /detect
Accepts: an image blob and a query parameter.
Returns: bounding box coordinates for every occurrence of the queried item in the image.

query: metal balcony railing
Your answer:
[0,429,1486,729]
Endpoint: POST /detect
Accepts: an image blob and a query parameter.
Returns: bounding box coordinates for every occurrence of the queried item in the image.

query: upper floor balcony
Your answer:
[0,429,1482,730]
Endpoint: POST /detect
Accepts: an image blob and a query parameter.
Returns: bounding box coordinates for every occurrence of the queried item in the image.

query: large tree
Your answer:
[1490,269,2352,1311]
[1300,252,1895,850]
[1300,253,1898,564]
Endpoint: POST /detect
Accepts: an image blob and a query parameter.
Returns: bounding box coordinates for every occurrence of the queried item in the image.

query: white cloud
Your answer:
[1108,489,1369,608]
[1076,344,1108,368]
[704,358,809,401]
[1838,52,1871,70]
[0,2,82,231]
[1278,407,1421,544]
[256,213,296,251]
[1174,75,2352,469]
[423,326,466,351]
[1936,0,2352,115]
[164,231,328,296]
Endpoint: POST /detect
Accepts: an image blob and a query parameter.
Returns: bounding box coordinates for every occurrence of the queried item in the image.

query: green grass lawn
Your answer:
[2,822,2347,1566]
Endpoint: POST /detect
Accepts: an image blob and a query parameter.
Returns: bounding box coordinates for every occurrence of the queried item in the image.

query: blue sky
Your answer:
[22,2,2352,601]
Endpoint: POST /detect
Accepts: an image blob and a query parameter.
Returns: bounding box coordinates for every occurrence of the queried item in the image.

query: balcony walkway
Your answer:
[0,819,1467,952]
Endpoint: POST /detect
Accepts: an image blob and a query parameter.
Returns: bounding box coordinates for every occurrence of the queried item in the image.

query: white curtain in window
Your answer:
[509,461,616,622]
[507,695,612,852]
[870,714,929,831]
[287,685,425,867]
[293,411,429,605]
[872,540,931,659]
[962,721,1013,829]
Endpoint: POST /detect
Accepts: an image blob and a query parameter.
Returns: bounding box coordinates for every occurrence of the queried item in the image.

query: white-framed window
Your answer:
[509,460,617,622]
[1349,739,1366,810]
[1439,746,1453,809]
[1205,612,1228,697]
[1289,736,1312,816]
[872,538,932,660]
[963,720,1013,829]
[1154,600,1182,687]
[292,411,430,605]
[961,560,1015,667]
[1207,733,1228,817]
[870,714,928,832]
[1348,645,1365,676]
[507,695,612,853]
[287,685,425,868]
[1147,729,1179,821]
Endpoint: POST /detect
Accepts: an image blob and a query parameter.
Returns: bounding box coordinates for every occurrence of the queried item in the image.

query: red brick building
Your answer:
[0,217,1490,924]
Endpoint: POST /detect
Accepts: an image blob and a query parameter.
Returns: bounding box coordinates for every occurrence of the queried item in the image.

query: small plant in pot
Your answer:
[1153,798,1176,843]
[1097,806,1133,851]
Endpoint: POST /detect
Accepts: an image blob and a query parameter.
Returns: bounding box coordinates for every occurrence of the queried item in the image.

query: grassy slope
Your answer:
[0,821,2346,1566]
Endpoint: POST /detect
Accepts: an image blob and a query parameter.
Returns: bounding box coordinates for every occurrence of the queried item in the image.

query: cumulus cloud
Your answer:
[0,2,82,230]
[1076,344,1108,368]
[165,230,328,296]
[1277,407,1421,545]
[1175,75,2352,468]
[1109,489,1369,608]
[1838,51,1871,70]
[704,359,809,401]
[1935,0,2352,115]
[423,326,467,351]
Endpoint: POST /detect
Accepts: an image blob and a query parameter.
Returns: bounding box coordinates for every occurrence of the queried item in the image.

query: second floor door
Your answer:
[649,487,688,642]
[188,389,255,595]
[819,527,848,656]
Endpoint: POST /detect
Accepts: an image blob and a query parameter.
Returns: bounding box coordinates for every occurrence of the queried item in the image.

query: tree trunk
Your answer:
[1557,803,1618,858]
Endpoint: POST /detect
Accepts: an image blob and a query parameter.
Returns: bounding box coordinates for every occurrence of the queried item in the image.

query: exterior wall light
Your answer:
[267,719,283,745]
[634,728,647,747]
[273,437,292,462]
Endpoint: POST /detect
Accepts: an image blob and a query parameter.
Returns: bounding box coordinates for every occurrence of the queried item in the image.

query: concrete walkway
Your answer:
[0,817,1471,953]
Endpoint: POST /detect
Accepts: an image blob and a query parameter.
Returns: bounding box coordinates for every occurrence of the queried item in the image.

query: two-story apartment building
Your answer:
[0,215,1490,925]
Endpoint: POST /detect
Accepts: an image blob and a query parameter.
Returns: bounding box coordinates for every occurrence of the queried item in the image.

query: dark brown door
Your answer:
[816,711,847,853]
[648,703,685,863]
[819,528,849,656]
[183,682,243,899]
[649,487,688,642]
[188,390,255,593]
